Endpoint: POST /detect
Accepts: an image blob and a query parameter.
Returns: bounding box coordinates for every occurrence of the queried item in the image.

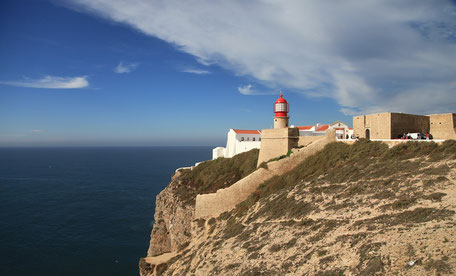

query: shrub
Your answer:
[176,149,259,205]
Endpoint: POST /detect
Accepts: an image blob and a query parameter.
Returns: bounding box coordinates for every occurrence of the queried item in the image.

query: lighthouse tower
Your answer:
[257,93,299,166]
[273,94,289,128]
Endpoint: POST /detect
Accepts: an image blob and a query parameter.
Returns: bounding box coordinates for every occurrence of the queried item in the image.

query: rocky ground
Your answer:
[141,140,456,276]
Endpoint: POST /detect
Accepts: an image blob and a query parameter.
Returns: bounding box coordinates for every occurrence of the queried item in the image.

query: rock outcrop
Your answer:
[146,172,194,257]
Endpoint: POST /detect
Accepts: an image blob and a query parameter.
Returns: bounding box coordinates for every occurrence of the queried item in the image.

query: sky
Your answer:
[1,0,455,146]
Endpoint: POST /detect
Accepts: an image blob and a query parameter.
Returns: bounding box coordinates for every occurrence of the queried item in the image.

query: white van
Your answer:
[406,133,426,140]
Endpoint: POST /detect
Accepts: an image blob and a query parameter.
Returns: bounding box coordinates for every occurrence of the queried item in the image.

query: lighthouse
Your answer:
[273,94,289,128]
[257,93,299,166]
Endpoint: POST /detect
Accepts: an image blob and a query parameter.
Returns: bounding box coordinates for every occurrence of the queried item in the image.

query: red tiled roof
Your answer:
[316,125,329,131]
[348,127,353,130]
[233,129,261,135]
[297,125,314,130]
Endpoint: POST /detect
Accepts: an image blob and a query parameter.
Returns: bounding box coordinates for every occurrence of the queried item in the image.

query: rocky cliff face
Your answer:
[140,150,259,276]
[141,140,456,276]
[146,171,195,257]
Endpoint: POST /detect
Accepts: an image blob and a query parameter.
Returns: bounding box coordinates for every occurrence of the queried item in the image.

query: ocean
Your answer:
[0,147,212,276]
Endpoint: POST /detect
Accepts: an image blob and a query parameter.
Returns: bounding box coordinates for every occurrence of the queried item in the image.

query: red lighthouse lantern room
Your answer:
[273,94,289,117]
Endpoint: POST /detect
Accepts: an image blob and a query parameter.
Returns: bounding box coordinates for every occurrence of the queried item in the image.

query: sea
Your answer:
[0,146,212,276]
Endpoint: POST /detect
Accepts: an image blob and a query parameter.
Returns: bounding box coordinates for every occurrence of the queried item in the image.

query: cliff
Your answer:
[140,139,456,275]
[140,149,259,275]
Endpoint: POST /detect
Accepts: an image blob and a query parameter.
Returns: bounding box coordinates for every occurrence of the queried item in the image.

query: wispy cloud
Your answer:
[181,68,211,75]
[238,84,253,95]
[67,0,456,114]
[31,129,43,133]
[0,76,89,89]
[114,62,138,74]
[238,84,276,95]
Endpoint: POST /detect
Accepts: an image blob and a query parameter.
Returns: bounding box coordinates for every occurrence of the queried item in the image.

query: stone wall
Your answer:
[429,113,456,140]
[354,112,433,139]
[390,113,429,139]
[194,168,275,219]
[354,112,456,140]
[257,128,299,166]
[353,113,391,139]
[194,130,336,219]
[298,136,323,147]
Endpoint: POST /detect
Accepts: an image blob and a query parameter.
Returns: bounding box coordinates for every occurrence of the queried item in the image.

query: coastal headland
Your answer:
[139,135,456,275]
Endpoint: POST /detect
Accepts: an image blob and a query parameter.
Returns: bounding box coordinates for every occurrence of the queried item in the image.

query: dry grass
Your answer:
[232,139,456,219]
[157,140,456,275]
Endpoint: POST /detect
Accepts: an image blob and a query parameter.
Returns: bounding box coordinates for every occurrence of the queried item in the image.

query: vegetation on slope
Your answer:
[237,139,456,214]
[174,149,259,205]
[164,140,456,275]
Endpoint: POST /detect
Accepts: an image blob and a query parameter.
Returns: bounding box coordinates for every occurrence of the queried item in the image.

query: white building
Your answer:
[213,121,353,160]
[297,121,353,139]
[212,129,261,159]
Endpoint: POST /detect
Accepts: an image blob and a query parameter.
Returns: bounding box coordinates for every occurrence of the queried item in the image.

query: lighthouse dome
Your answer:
[275,94,288,104]
[273,94,289,117]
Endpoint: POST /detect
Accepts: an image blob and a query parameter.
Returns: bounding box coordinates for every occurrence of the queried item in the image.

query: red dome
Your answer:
[275,94,288,104]
[273,94,289,117]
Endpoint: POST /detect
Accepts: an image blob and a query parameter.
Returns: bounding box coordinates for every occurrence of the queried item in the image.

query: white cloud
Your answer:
[114,62,138,73]
[237,84,276,95]
[238,84,253,95]
[181,68,211,75]
[31,129,43,133]
[0,76,89,89]
[67,0,456,114]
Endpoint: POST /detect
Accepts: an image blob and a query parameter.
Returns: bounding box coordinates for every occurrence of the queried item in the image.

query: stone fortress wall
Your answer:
[353,112,392,139]
[194,130,336,219]
[354,112,455,140]
[298,135,323,147]
[429,113,456,140]
[256,128,299,166]
[390,113,429,139]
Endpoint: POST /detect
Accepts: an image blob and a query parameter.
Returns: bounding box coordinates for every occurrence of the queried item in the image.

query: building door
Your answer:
[365,129,370,139]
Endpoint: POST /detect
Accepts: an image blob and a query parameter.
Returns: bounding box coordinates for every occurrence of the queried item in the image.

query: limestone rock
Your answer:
[146,172,194,257]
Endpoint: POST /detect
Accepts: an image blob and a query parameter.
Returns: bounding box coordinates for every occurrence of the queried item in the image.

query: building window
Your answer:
[241,137,244,141]
[259,138,261,141]
[247,137,249,141]
[253,138,255,141]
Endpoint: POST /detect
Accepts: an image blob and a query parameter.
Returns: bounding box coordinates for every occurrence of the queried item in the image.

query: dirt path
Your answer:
[144,252,176,265]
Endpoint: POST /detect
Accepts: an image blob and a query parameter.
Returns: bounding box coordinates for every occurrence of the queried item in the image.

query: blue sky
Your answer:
[1,0,455,146]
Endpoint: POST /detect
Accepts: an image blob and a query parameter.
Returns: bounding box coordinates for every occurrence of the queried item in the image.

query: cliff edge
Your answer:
[140,149,260,275]
[141,139,456,275]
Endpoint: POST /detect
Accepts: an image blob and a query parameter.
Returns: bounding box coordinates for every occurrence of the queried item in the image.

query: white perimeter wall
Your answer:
[212,147,226,159]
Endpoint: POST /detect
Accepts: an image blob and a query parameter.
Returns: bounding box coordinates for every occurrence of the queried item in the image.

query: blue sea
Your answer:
[0,147,212,276]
